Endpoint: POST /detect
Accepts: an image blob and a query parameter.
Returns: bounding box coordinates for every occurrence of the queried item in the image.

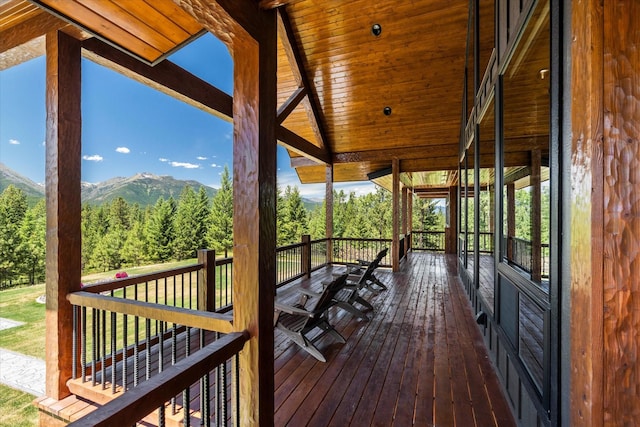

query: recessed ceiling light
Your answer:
[383,106,392,116]
[371,24,382,37]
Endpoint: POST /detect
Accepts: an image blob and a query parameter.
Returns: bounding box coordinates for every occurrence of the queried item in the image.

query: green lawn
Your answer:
[0,384,39,427]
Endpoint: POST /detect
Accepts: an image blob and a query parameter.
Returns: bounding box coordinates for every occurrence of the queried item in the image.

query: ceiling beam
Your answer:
[276,126,330,164]
[277,8,331,157]
[277,86,307,124]
[0,8,67,53]
[81,37,233,122]
[259,0,290,9]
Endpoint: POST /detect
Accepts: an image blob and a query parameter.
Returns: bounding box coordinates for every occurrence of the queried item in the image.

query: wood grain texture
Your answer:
[45,30,82,400]
[602,0,640,424]
[392,158,400,271]
[569,0,605,424]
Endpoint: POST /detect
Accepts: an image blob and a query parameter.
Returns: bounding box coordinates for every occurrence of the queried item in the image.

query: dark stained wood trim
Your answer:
[506,182,515,261]
[402,186,408,236]
[277,8,331,156]
[276,126,330,164]
[277,86,307,124]
[81,37,233,122]
[333,144,459,163]
[45,29,82,400]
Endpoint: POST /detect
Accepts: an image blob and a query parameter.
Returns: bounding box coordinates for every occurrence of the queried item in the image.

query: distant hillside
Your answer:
[2,164,321,210]
[0,163,45,206]
[1,165,217,207]
[81,173,217,206]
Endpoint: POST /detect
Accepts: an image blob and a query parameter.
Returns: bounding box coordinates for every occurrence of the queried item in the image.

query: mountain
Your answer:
[81,173,217,206]
[1,165,216,207]
[0,163,45,205]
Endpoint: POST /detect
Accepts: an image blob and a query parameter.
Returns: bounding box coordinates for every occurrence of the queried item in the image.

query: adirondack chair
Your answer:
[274,273,348,362]
[346,247,389,292]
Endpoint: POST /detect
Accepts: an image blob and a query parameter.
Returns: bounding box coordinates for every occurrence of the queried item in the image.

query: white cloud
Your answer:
[197,156,207,160]
[171,161,200,169]
[115,147,130,154]
[83,154,104,162]
[210,163,222,168]
[9,139,20,145]
[159,158,169,162]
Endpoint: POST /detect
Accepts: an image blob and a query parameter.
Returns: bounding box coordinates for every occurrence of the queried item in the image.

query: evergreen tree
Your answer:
[208,166,233,252]
[279,185,308,244]
[17,200,46,284]
[108,197,131,231]
[173,186,199,260]
[0,185,28,285]
[146,197,176,261]
[91,228,126,271]
[121,218,147,266]
[308,202,326,240]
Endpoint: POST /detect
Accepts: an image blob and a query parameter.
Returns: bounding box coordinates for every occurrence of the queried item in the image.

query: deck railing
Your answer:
[331,237,392,267]
[505,236,550,279]
[412,230,446,251]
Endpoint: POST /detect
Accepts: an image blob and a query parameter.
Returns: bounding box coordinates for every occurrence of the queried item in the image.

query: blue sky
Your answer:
[0,33,375,200]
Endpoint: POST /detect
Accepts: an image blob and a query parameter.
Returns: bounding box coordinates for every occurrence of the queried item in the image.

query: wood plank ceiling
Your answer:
[0,0,506,196]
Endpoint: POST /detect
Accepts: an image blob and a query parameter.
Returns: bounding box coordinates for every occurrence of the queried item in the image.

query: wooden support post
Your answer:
[326,165,334,264]
[530,149,542,282]
[230,16,277,426]
[446,186,458,254]
[407,191,413,251]
[506,182,515,262]
[301,235,311,278]
[401,186,408,259]
[197,249,215,312]
[392,158,400,271]
[44,30,82,400]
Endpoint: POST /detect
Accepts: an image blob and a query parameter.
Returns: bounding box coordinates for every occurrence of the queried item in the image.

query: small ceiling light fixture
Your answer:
[371,23,382,37]
[383,106,392,116]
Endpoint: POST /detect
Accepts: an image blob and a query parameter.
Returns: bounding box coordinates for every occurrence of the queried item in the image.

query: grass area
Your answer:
[0,283,46,359]
[0,384,39,427]
[0,258,217,361]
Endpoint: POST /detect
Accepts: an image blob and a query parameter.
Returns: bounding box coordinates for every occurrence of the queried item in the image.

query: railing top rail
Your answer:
[68,291,234,334]
[332,237,391,243]
[81,263,203,294]
[276,242,305,251]
[310,238,329,244]
[67,331,248,427]
[216,256,233,266]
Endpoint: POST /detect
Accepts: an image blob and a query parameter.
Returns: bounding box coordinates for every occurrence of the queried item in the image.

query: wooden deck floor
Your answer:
[274,252,516,427]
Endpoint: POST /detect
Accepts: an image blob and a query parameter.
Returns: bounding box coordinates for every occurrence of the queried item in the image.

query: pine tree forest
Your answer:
[0,176,445,288]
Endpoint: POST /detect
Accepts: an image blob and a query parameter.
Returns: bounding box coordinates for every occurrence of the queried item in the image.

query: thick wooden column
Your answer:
[392,158,400,271]
[231,24,277,427]
[568,0,604,424]
[171,4,277,423]
[325,165,333,263]
[44,30,82,400]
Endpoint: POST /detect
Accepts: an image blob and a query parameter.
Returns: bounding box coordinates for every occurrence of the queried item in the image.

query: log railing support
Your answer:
[197,249,216,312]
[325,165,334,264]
[44,30,82,400]
[301,235,311,278]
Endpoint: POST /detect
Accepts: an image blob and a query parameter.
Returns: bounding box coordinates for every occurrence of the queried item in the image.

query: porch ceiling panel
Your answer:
[283,0,471,183]
[31,0,204,64]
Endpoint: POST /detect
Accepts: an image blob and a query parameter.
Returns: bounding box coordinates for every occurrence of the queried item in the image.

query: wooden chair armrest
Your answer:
[274,301,314,317]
